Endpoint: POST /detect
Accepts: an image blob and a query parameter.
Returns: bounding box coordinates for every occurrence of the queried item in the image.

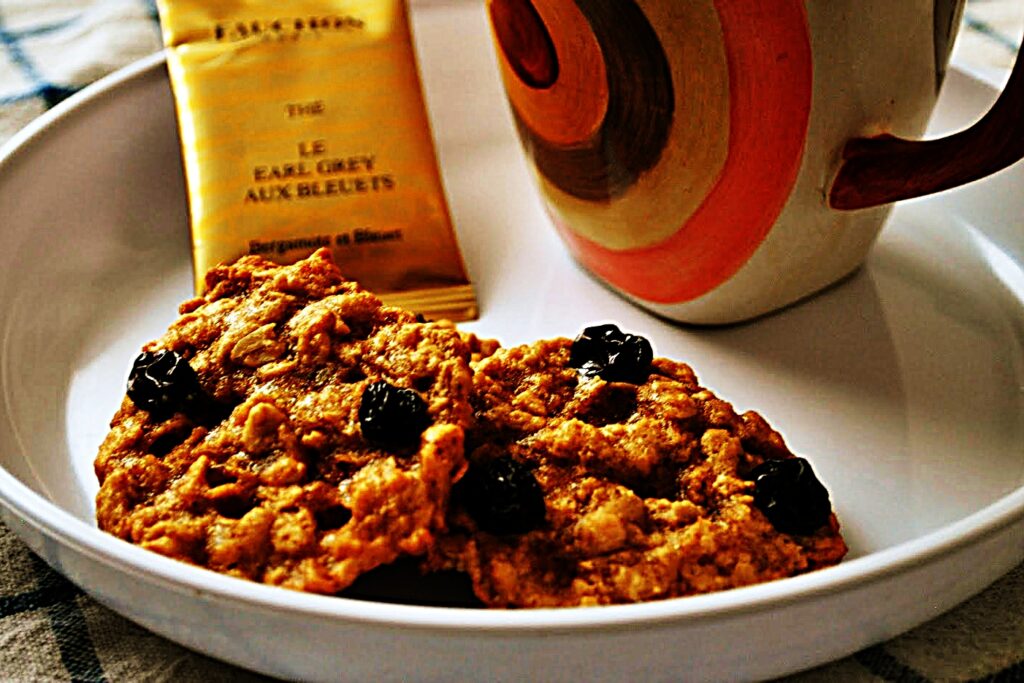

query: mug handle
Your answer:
[829,41,1024,210]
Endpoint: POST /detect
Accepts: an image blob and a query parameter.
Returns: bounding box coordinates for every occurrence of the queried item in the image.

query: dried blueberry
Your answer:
[458,456,546,535]
[602,334,654,383]
[569,324,653,384]
[358,381,431,448]
[570,324,623,369]
[750,458,832,535]
[127,350,204,415]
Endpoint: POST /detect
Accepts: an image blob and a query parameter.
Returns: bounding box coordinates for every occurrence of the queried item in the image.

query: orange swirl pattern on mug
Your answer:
[490,0,607,147]
[489,0,812,304]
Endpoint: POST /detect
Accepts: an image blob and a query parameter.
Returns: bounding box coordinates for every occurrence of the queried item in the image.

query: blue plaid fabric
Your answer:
[965,0,1023,51]
[0,0,160,142]
[0,1,1021,681]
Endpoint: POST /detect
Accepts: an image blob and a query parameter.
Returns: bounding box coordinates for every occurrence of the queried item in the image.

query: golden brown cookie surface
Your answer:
[95,249,474,593]
[430,333,848,607]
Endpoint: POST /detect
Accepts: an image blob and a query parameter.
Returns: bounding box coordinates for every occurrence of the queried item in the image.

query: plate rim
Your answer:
[0,50,1023,633]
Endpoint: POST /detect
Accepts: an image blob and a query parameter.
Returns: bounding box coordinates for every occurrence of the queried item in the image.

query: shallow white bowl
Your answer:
[1,4,1022,681]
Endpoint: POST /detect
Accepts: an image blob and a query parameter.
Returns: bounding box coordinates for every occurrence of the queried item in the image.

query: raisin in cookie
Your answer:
[427,325,848,607]
[95,249,477,593]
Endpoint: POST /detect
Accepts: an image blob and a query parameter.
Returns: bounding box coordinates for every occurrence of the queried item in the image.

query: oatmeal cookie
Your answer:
[428,325,848,607]
[95,249,477,593]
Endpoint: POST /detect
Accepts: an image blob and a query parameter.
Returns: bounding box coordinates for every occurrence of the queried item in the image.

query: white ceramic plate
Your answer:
[1,4,1023,681]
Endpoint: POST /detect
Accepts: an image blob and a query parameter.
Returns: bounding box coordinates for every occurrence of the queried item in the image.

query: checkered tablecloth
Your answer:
[1,1,1022,681]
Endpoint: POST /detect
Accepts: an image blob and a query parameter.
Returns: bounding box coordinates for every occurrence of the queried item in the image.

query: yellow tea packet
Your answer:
[156,0,477,321]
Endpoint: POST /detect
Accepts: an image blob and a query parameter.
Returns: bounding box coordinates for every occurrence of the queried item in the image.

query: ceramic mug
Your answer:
[486,0,1024,324]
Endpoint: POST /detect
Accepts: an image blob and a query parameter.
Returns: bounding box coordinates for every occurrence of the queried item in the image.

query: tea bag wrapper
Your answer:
[157,0,477,321]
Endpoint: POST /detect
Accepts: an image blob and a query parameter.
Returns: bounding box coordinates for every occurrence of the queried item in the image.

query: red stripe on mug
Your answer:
[556,0,813,304]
